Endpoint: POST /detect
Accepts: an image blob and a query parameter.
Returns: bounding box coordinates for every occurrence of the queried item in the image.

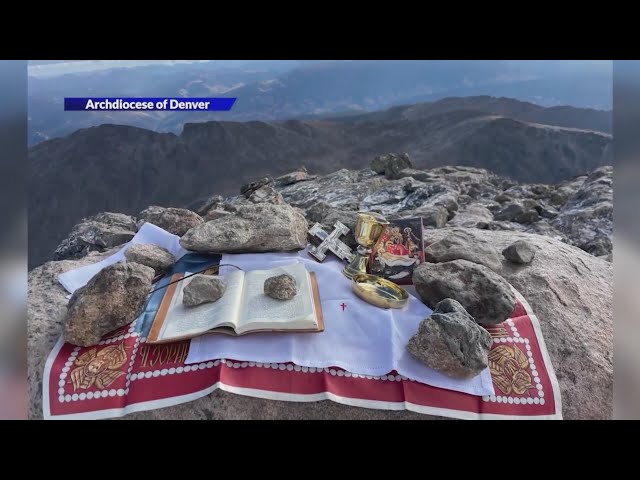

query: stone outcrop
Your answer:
[54,212,137,262]
[180,203,308,253]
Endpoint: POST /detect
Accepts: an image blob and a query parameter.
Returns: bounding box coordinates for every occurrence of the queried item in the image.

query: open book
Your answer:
[147,263,323,343]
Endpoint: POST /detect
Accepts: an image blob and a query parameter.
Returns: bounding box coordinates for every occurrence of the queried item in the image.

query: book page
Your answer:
[236,263,316,333]
[158,270,245,341]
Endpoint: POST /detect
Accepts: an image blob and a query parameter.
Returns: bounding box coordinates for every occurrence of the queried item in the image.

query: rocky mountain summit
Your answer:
[29,96,612,270]
[28,157,613,419]
[191,158,613,260]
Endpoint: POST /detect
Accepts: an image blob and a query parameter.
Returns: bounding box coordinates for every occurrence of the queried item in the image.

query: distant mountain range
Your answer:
[28,60,612,145]
[29,96,612,269]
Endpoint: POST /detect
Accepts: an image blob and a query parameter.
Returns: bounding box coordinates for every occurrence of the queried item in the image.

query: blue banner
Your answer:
[64,97,236,111]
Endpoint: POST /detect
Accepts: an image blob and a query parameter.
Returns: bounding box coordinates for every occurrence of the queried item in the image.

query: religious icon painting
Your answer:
[369,217,425,285]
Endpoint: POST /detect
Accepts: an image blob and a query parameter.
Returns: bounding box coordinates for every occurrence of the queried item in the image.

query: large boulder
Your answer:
[137,206,204,237]
[63,261,154,347]
[424,230,503,272]
[180,203,308,253]
[423,227,613,419]
[413,260,516,326]
[54,212,137,261]
[406,299,492,378]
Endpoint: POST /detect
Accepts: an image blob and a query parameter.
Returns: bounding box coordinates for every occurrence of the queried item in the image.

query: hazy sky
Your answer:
[28,60,216,77]
[28,60,612,79]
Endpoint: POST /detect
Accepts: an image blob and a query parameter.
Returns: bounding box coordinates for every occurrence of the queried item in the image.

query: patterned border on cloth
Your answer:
[43,282,562,420]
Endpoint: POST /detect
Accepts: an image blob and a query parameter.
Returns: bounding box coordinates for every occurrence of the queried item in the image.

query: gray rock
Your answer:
[600,252,613,263]
[220,198,251,212]
[280,168,374,211]
[188,195,225,217]
[447,205,494,228]
[430,166,492,185]
[357,175,460,220]
[552,166,613,256]
[524,221,568,242]
[371,153,412,175]
[183,275,227,307]
[424,230,503,273]
[522,198,541,212]
[538,205,559,219]
[54,212,137,261]
[359,177,420,213]
[124,243,175,275]
[406,299,492,379]
[494,193,512,204]
[413,259,516,326]
[306,202,335,223]
[248,185,284,205]
[180,203,308,253]
[274,167,316,187]
[551,174,589,207]
[414,205,448,228]
[385,161,411,180]
[424,227,613,419]
[483,201,504,214]
[404,183,460,220]
[502,240,536,264]
[514,209,540,224]
[203,209,232,222]
[483,220,527,233]
[240,176,274,196]
[494,203,526,222]
[583,235,612,257]
[63,262,154,347]
[264,274,297,300]
[137,206,204,237]
[393,168,439,183]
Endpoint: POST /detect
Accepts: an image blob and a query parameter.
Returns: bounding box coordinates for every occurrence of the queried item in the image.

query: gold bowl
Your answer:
[351,273,409,309]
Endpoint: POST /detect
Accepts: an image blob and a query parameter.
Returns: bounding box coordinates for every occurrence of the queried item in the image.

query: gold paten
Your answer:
[351,273,409,309]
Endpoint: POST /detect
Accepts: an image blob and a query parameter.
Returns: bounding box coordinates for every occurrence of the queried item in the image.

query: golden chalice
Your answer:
[343,212,390,279]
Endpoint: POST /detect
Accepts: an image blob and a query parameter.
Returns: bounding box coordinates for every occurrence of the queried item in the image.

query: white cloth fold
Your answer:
[57,222,188,294]
[186,249,495,397]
